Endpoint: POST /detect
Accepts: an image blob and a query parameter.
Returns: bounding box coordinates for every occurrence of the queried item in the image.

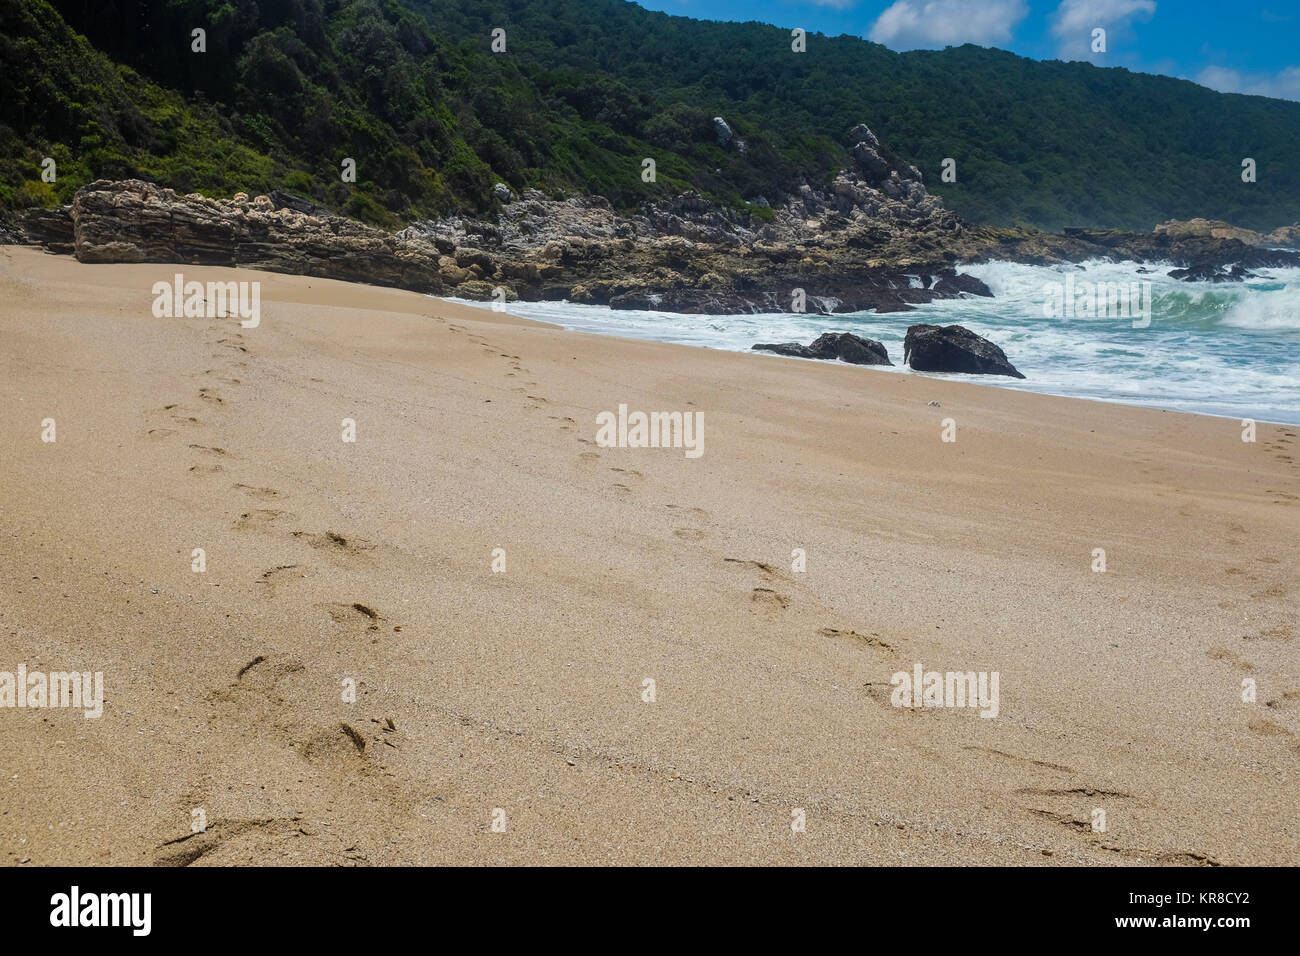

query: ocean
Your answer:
[453,258,1300,425]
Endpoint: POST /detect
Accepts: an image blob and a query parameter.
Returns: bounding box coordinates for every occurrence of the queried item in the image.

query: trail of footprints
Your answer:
[146,310,407,861]
[480,336,1288,861]
[1206,535,1299,751]
[152,653,410,864]
[710,550,1214,862]
[140,313,1289,863]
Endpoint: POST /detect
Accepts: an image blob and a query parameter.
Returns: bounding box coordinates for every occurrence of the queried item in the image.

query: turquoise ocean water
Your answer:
[455,259,1300,425]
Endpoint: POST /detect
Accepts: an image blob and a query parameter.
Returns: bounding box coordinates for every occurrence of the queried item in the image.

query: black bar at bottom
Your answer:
[0,865,1279,941]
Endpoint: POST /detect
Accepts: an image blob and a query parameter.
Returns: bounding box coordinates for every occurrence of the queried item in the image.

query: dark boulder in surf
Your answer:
[752,331,892,366]
[1167,262,1258,282]
[903,324,1025,378]
[932,271,995,297]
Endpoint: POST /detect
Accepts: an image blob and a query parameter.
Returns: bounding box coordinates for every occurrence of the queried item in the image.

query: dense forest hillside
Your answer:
[2,0,1298,230]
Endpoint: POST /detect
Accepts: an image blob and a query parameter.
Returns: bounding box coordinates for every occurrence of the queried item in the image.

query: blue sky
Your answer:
[633,0,1300,101]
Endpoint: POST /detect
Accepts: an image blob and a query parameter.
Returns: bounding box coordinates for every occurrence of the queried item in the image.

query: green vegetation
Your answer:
[2,0,1298,230]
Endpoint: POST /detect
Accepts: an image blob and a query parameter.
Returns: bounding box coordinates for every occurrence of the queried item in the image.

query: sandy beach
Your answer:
[1,243,1296,866]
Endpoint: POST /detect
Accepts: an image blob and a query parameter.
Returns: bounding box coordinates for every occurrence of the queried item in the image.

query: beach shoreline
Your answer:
[2,245,1297,866]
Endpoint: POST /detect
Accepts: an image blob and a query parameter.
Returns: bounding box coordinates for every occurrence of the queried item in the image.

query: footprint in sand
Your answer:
[232,509,295,531]
[667,504,710,522]
[962,746,1075,774]
[151,404,203,428]
[146,428,177,439]
[577,451,601,465]
[292,530,378,559]
[1242,623,1295,643]
[1252,585,1290,599]
[673,528,708,540]
[188,463,224,475]
[724,557,780,578]
[322,602,385,632]
[209,653,305,697]
[153,818,296,867]
[256,564,309,596]
[1246,717,1292,737]
[862,681,894,705]
[1265,689,1300,711]
[609,467,643,480]
[750,587,790,610]
[234,484,285,501]
[1017,786,1134,799]
[188,444,230,457]
[1207,647,1255,671]
[1025,808,1094,834]
[297,722,376,771]
[817,627,895,652]
[611,482,632,495]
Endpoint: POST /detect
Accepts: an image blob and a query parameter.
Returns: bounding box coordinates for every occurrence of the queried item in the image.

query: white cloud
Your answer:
[867,0,1028,50]
[1196,65,1300,102]
[1050,0,1156,59]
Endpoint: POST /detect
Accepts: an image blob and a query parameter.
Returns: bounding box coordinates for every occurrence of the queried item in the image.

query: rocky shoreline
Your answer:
[7,123,1300,316]
[753,325,1025,378]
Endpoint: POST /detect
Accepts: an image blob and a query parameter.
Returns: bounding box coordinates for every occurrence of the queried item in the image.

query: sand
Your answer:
[0,244,1296,866]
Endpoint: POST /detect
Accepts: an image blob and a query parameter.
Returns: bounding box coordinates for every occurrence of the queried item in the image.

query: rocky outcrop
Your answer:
[267,189,332,218]
[903,324,1024,378]
[602,263,991,314]
[752,332,892,365]
[52,179,451,292]
[1167,263,1258,282]
[1155,218,1300,250]
[12,177,1000,315]
[969,225,1300,277]
[713,116,733,147]
[9,113,1300,315]
[17,206,75,253]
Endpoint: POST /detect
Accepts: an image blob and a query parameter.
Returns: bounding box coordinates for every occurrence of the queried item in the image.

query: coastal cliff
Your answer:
[12,125,1300,315]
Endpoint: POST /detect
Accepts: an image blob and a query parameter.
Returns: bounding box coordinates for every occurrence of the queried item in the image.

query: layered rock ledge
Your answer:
[11,119,1300,315]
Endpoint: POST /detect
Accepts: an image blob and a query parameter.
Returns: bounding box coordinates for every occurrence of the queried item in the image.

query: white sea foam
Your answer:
[447,259,1300,424]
